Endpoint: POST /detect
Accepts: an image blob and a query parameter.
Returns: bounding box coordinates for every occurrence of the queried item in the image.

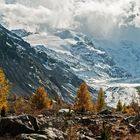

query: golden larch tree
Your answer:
[31,86,53,110]
[122,103,127,113]
[73,81,94,112]
[0,68,10,111]
[96,88,106,112]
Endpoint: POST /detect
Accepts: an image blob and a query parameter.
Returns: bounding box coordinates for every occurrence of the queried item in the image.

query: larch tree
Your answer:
[122,103,127,113]
[31,86,53,110]
[0,68,10,111]
[116,100,123,112]
[96,88,106,112]
[73,81,94,112]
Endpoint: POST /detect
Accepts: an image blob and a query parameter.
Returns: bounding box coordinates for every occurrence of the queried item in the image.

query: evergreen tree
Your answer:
[96,88,106,112]
[101,121,111,140]
[122,103,127,113]
[31,87,53,110]
[116,100,123,112]
[130,99,139,113]
[0,68,10,112]
[74,81,94,112]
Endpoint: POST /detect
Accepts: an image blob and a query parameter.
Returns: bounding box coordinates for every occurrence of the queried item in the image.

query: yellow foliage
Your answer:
[96,88,106,112]
[122,103,127,113]
[126,107,135,115]
[0,68,10,111]
[31,87,53,110]
[73,81,94,112]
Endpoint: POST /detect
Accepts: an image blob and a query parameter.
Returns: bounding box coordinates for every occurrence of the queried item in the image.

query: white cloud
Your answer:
[0,0,140,39]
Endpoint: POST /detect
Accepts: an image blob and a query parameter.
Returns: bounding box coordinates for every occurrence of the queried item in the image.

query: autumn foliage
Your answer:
[31,87,53,110]
[73,81,94,112]
[0,68,10,111]
[96,88,106,112]
[0,66,139,116]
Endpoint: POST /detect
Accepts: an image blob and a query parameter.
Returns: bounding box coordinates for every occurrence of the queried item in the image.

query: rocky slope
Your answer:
[0,25,83,102]
[1,111,140,140]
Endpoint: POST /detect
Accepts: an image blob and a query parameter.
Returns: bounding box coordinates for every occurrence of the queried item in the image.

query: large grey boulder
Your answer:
[0,115,39,136]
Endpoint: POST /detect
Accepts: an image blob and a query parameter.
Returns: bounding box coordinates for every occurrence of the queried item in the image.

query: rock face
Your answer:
[0,24,83,102]
[0,115,39,136]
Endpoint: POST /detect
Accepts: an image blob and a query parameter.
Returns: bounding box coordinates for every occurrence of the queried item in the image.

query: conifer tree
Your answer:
[74,81,94,112]
[122,103,127,113]
[31,87,53,110]
[0,68,10,112]
[130,99,139,113]
[96,88,106,112]
[116,100,123,112]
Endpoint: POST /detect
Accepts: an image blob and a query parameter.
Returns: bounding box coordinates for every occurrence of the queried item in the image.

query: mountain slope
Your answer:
[25,30,130,82]
[0,25,83,102]
[94,39,140,77]
[24,29,140,107]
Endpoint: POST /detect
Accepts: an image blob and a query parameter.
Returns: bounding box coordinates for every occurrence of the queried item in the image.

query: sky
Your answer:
[0,0,140,40]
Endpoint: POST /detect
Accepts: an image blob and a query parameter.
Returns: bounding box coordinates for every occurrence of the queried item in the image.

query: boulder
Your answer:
[135,121,140,132]
[41,127,66,140]
[17,133,48,140]
[98,109,112,115]
[80,134,96,140]
[128,123,136,134]
[121,116,135,125]
[0,115,39,136]
[79,117,96,126]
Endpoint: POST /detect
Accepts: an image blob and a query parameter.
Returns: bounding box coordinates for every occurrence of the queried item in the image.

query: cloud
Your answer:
[0,0,140,39]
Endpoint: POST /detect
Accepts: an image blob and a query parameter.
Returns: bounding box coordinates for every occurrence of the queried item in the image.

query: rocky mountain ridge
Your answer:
[0,25,83,102]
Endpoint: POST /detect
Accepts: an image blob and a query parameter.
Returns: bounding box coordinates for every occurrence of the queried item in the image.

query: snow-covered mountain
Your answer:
[94,39,140,77]
[0,25,86,103]
[1,0,140,108]
[20,29,140,107]
[24,30,130,79]
[0,24,140,107]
